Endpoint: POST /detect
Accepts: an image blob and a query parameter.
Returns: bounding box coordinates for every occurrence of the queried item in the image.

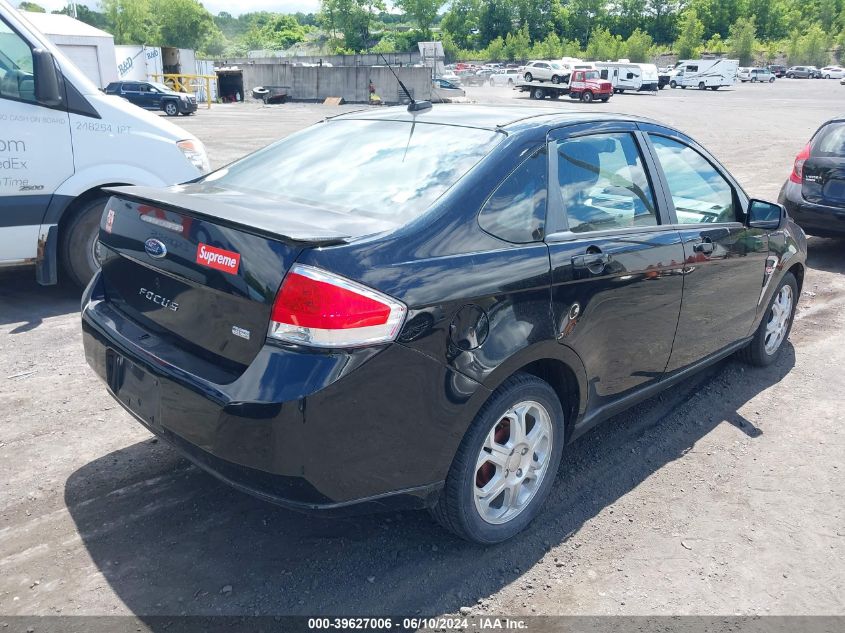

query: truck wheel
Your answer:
[61,194,108,288]
[524,72,533,82]
[429,373,565,544]
[669,80,677,89]
[580,90,594,103]
[531,87,545,100]
[698,82,706,90]
[164,101,179,116]
[551,75,561,84]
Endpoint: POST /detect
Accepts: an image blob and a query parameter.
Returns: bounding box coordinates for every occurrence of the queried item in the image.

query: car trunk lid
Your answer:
[802,157,845,206]
[97,185,396,373]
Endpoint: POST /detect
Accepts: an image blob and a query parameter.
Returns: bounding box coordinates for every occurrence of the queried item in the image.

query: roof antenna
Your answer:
[378,52,432,113]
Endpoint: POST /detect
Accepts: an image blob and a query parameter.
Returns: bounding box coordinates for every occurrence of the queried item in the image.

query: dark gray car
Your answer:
[786,66,822,79]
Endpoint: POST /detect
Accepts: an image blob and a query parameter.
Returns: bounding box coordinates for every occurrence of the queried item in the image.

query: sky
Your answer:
[33,0,322,17]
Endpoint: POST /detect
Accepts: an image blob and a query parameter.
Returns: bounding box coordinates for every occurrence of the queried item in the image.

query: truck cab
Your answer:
[568,69,613,102]
[0,0,209,287]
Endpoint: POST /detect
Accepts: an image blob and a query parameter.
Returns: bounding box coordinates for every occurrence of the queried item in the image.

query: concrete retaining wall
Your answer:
[240,52,421,67]
[238,64,432,104]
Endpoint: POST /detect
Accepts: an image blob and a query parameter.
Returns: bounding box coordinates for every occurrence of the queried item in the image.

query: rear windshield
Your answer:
[812,123,845,157]
[203,119,503,221]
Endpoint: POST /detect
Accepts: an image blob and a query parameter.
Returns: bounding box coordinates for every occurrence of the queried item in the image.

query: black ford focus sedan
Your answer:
[82,106,806,544]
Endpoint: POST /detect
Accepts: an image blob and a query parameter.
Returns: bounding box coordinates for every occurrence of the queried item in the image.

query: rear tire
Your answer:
[524,72,533,82]
[738,272,798,367]
[430,373,565,545]
[670,80,677,89]
[551,75,561,84]
[532,87,545,100]
[60,195,108,288]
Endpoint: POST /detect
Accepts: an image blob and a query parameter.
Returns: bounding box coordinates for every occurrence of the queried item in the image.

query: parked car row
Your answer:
[738,67,776,83]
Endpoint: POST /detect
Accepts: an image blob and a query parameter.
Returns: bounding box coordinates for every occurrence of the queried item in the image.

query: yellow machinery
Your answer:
[149,73,216,109]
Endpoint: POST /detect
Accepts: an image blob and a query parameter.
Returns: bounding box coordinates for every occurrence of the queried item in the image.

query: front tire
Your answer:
[524,72,533,82]
[698,81,706,90]
[670,80,677,89]
[581,90,594,103]
[164,101,179,116]
[60,195,109,288]
[739,272,798,366]
[551,75,561,84]
[430,373,565,544]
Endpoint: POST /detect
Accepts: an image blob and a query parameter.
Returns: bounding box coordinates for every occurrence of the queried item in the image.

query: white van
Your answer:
[595,61,659,93]
[0,0,209,287]
[668,58,739,90]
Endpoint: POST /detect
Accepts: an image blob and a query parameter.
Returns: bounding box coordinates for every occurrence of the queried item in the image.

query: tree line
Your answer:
[17,0,845,66]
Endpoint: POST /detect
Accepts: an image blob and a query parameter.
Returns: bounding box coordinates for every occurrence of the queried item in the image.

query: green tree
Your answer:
[440,0,480,49]
[791,23,830,66]
[705,32,726,53]
[53,4,110,30]
[624,27,654,61]
[674,8,705,59]
[586,26,624,60]
[18,2,45,12]
[503,24,530,60]
[478,0,515,47]
[245,14,309,50]
[728,16,757,65]
[647,0,681,44]
[102,0,153,45]
[394,0,445,37]
[319,0,383,52]
[150,0,217,50]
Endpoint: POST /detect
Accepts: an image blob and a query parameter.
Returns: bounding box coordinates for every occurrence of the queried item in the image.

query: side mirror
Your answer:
[33,48,62,107]
[747,199,785,230]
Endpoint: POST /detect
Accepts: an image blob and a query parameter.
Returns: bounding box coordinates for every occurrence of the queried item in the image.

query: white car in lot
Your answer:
[820,66,845,79]
[431,78,466,102]
[489,68,521,87]
[738,67,775,83]
[522,60,568,84]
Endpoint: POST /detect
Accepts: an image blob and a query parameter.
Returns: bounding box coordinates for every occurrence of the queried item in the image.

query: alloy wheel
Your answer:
[764,284,794,355]
[473,400,553,525]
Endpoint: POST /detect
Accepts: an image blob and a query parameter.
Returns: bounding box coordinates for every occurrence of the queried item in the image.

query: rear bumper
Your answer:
[779,179,845,237]
[81,273,485,514]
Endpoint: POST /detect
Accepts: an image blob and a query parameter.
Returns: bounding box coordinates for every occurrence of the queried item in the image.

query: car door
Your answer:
[120,82,141,106]
[0,15,74,265]
[641,126,769,374]
[545,122,686,412]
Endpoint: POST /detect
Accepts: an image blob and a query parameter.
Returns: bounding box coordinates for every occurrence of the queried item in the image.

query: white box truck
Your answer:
[595,60,659,93]
[0,0,210,287]
[667,58,739,90]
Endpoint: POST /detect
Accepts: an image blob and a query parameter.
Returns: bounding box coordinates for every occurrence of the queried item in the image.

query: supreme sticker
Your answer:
[196,243,241,275]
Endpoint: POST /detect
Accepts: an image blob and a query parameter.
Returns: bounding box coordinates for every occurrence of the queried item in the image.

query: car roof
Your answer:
[333,104,658,133]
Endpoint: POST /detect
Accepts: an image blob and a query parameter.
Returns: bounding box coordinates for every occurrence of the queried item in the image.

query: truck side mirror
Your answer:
[747,199,785,230]
[33,48,63,107]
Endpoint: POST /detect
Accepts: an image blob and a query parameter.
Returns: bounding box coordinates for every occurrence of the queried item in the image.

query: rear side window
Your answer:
[812,123,845,157]
[478,146,547,243]
[649,135,737,224]
[555,133,658,233]
[205,119,503,224]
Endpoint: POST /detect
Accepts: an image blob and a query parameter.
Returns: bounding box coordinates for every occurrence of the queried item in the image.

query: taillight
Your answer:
[268,264,407,348]
[790,143,810,184]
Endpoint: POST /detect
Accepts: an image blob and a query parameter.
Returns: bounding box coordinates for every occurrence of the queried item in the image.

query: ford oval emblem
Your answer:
[144,238,167,259]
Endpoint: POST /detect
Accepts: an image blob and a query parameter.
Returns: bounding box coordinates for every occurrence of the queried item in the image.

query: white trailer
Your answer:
[595,60,659,93]
[668,58,739,90]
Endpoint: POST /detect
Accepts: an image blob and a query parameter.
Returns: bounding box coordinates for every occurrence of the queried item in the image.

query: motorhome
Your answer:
[595,60,659,93]
[668,58,739,90]
[0,0,209,287]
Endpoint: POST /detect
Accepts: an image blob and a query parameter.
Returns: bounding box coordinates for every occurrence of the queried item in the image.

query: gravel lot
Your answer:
[1,79,843,618]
